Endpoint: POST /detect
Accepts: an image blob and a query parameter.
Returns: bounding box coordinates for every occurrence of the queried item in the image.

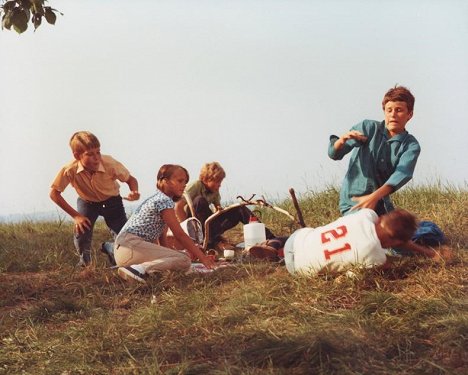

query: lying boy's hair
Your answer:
[199,162,226,182]
[380,208,418,243]
[382,85,415,112]
[69,131,100,155]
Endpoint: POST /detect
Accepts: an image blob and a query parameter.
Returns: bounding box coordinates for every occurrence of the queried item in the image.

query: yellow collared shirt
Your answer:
[51,155,130,202]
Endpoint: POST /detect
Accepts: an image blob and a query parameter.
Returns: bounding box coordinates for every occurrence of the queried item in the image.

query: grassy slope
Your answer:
[0,185,466,374]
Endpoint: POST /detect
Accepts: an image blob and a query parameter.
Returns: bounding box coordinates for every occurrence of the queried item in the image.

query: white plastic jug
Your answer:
[243,216,266,250]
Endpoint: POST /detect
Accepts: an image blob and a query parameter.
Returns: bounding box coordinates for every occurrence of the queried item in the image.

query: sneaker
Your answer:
[76,252,91,268]
[118,266,147,284]
[213,237,235,252]
[249,243,280,261]
[101,242,116,266]
[75,258,89,268]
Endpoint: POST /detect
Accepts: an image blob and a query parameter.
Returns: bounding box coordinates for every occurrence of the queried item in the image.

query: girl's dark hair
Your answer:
[156,164,189,200]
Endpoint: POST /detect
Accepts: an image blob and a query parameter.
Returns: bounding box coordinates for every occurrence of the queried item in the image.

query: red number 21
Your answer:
[320,225,351,260]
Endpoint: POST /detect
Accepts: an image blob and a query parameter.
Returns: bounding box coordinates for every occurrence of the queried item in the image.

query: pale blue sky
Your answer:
[1,0,467,218]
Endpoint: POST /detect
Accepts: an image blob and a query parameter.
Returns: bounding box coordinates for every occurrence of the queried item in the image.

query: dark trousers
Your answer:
[74,195,127,263]
[192,196,275,246]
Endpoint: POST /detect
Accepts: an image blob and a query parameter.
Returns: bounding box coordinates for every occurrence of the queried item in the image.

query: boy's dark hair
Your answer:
[382,85,415,112]
[69,131,100,155]
[381,208,418,243]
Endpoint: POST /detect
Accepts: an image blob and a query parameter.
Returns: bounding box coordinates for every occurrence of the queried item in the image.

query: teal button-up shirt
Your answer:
[328,119,420,215]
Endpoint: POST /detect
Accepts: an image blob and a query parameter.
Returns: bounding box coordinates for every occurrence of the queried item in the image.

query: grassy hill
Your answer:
[0,185,466,374]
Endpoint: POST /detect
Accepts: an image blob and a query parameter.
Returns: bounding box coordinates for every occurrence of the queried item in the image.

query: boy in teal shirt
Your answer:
[328,85,420,216]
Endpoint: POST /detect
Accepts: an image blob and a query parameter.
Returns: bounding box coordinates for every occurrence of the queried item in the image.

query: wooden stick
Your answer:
[289,188,306,228]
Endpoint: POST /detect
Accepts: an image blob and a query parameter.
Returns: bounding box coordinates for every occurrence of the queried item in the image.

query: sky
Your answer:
[1,0,467,220]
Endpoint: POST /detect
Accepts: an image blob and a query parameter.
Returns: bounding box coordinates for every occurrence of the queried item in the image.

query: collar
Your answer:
[379,122,409,143]
[386,129,409,143]
[76,160,105,174]
[200,181,216,196]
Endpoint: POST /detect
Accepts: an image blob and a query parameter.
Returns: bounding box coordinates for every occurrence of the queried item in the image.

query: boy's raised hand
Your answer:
[334,130,368,151]
[342,130,368,143]
[124,191,140,201]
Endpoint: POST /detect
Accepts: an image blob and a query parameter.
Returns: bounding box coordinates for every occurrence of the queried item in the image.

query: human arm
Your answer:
[123,175,140,201]
[328,129,368,160]
[175,198,188,222]
[350,135,420,211]
[384,141,421,191]
[333,130,368,151]
[350,184,394,212]
[400,241,453,261]
[161,208,215,268]
[49,188,91,234]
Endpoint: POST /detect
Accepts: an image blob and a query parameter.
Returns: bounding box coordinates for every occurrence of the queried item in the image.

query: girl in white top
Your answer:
[115,164,215,283]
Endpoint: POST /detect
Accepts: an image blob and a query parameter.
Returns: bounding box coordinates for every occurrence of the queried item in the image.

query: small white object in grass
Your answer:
[224,249,235,259]
[345,270,357,279]
[151,295,157,304]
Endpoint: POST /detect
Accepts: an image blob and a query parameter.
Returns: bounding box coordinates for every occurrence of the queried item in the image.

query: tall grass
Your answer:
[0,184,466,374]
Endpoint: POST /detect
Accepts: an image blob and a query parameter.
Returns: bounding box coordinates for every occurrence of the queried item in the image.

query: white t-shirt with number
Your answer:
[285,209,387,275]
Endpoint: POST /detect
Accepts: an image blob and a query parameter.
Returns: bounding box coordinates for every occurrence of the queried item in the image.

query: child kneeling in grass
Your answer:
[115,164,215,283]
[175,161,275,251]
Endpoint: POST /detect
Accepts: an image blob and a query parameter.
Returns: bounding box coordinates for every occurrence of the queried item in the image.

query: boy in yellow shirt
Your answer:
[50,131,140,267]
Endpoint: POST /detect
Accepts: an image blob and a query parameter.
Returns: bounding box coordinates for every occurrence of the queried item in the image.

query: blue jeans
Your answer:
[74,195,127,264]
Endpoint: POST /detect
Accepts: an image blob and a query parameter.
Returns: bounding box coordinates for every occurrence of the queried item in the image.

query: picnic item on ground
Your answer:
[243,215,266,251]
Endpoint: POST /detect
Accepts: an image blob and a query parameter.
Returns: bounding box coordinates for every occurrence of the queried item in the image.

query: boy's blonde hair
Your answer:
[69,131,100,155]
[382,85,415,112]
[381,209,418,243]
[199,162,226,183]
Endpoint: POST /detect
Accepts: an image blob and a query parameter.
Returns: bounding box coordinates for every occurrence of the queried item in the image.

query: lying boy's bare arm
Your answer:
[403,241,453,262]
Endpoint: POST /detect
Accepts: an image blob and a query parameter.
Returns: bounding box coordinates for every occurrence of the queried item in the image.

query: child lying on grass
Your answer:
[249,209,451,276]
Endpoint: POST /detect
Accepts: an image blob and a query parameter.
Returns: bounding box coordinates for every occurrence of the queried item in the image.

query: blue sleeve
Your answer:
[385,141,421,191]
[328,121,366,160]
[154,195,175,212]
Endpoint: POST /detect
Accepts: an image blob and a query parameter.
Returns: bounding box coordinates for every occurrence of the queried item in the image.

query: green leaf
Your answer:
[2,12,13,30]
[32,13,41,29]
[2,1,17,12]
[44,7,56,25]
[19,0,32,8]
[11,8,28,33]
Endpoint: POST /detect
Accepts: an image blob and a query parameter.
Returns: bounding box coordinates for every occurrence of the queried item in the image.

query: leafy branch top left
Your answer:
[1,0,61,34]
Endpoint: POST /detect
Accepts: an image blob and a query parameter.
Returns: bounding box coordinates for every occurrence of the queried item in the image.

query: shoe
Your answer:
[118,266,147,284]
[75,258,89,268]
[249,243,280,261]
[76,252,91,267]
[101,242,117,266]
[213,236,235,251]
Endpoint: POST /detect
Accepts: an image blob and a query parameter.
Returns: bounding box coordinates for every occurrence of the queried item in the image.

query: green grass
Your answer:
[0,184,467,374]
